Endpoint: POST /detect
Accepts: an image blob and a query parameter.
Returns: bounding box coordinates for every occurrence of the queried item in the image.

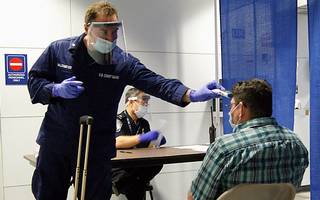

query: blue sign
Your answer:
[5,54,28,85]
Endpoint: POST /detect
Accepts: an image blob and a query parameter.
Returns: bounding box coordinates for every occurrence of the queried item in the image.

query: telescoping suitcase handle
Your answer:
[79,115,94,125]
[74,115,94,200]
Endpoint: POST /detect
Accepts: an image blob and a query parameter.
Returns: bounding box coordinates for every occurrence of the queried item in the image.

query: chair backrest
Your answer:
[216,183,296,200]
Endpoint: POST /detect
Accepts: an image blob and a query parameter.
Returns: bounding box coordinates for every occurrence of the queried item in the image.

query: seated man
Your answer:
[188,79,309,200]
[112,87,165,200]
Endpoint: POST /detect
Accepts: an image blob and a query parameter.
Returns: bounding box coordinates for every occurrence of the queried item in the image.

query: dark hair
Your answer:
[125,88,141,103]
[232,79,272,118]
[85,1,118,25]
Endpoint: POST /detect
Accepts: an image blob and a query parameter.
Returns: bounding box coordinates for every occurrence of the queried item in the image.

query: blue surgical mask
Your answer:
[94,37,116,54]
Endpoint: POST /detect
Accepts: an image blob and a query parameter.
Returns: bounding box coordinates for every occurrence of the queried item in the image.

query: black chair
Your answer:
[112,181,154,200]
[216,183,296,200]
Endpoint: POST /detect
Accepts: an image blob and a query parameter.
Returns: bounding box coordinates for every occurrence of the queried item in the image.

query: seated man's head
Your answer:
[229,79,272,127]
[125,88,150,119]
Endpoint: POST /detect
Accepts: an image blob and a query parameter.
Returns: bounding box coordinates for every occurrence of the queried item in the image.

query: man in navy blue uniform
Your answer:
[28,1,223,200]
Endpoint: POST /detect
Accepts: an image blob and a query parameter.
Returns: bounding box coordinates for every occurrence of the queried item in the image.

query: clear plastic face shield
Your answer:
[87,21,128,65]
[127,94,151,118]
[127,95,151,106]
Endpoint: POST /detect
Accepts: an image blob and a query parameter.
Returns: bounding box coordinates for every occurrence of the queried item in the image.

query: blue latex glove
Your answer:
[189,81,224,102]
[52,76,84,99]
[160,136,166,146]
[139,130,159,143]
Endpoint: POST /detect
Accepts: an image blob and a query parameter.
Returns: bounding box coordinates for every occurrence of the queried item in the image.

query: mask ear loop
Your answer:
[239,102,243,118]
[236,102,243,124]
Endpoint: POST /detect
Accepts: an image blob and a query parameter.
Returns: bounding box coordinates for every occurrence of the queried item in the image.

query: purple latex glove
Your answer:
[52,76,84,99]
[139,130,159,143]
[189,81,224,102]
[160,136,166,146]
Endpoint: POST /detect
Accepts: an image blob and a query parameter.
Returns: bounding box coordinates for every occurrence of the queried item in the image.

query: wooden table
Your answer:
[24,144,208,168]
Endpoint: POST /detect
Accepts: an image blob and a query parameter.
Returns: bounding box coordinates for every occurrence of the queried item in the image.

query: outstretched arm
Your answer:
[182,81,225,103]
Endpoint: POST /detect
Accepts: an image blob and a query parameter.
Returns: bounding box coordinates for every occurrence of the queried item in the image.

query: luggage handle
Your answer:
[79,115,93,125]
[74,115,94,200]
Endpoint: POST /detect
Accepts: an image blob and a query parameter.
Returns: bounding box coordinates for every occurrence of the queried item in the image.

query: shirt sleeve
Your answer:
[115,118,124,137]
[190,141,228,200]
[28,44,57,105]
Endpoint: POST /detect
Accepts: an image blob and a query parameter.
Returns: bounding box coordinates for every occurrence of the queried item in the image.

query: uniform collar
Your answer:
[68,33,86,55]
[124,110,142,125]
[233,117,278,133]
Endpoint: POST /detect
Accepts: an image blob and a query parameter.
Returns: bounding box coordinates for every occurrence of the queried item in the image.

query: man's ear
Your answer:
[84,23,88,34]
[239,102,244,117]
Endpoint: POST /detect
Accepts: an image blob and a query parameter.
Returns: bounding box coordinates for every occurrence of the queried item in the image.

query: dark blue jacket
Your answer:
[28,33,189,158]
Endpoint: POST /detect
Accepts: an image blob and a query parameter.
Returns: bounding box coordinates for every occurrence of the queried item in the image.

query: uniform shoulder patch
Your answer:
[117,112,126,120]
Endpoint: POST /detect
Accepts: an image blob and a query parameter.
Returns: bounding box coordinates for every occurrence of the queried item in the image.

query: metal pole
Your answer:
[73,124,84,200]
[214,0,222,136]
[80,124,92,200]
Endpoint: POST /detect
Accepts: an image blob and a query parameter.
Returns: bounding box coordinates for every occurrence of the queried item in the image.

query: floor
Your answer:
[295,191,310,200]
[110,192,311,200]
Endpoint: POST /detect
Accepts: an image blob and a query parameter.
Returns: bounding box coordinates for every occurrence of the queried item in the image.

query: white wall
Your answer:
[298,0,307,7]
[0,1,310,200]
[295,12,310,186]
[0,0,73,199]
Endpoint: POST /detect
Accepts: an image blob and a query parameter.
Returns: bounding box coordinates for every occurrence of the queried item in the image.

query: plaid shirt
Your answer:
[191,117,309,200]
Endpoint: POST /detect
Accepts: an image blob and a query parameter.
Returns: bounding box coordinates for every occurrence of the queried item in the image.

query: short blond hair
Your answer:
[84,1,118,24]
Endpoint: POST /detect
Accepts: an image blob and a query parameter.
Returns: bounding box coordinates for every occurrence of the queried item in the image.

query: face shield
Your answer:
[87,21,128,65]
[127,95,151,106]
[127,94,151,118]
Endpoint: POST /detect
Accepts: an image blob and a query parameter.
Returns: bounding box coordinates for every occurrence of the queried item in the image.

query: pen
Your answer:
[120,150,132,154]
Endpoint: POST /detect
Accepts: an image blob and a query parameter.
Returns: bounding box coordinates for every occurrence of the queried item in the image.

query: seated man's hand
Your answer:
[190,81,224,102]
[139,130,159,143]
[160,135,166,146]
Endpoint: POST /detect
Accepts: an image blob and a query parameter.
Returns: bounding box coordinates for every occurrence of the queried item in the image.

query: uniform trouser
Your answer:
[112,165,163,200]
[32,144,112,200]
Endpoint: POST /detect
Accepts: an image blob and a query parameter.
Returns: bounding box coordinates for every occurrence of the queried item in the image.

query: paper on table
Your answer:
[149,132,164,148]
[152,119,167,133]
[174,145,209,152]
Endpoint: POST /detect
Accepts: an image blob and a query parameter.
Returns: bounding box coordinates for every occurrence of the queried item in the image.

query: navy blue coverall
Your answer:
[28,33,189,200]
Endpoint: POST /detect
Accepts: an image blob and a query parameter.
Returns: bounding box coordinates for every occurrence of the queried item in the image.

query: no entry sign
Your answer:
[5,54,28,85]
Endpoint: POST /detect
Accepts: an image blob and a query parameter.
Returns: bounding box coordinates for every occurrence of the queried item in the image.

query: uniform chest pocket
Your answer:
[56,66,74,81]
[81,66,124,98]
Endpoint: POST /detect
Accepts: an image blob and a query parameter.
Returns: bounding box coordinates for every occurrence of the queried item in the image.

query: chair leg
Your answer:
[149,190,154,200]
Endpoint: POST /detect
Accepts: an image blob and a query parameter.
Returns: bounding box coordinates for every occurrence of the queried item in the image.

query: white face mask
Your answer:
[228,112,236,129]
[93,37,116,54]
[135,105,148,118]
[228,103,241,128]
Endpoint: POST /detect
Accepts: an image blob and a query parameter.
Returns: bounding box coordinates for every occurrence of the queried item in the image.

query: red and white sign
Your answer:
[5,54,28,85]
[8,57,24,72]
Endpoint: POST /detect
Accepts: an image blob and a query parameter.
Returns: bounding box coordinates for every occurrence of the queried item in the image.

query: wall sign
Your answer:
[5,54,28,85]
